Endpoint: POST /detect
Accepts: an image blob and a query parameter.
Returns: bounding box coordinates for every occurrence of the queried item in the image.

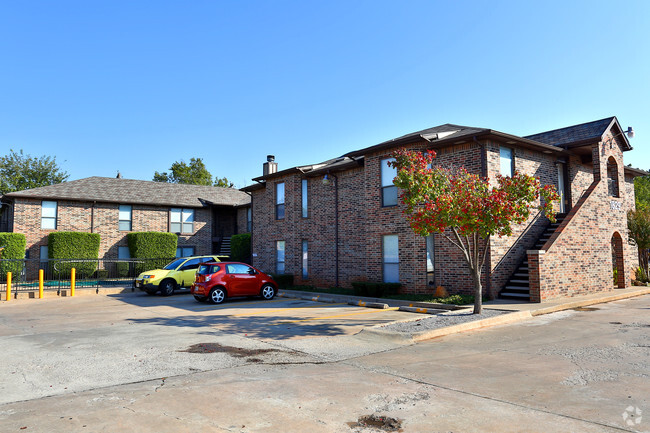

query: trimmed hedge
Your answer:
[230,233,251,263]
[0,232,26,278]
[127,232,177,273]
[351,281,401,298]
[48,232,100,277]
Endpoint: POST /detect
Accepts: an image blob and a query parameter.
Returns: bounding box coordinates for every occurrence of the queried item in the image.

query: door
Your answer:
[225,263,259,295]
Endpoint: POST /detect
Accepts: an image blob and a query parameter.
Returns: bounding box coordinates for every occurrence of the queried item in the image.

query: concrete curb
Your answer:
[348,300,389,309]
[529,287,650,316]
[399,306,448,314]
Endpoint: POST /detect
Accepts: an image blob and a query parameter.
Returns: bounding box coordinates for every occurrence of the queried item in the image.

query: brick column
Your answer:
[527,250,544,303]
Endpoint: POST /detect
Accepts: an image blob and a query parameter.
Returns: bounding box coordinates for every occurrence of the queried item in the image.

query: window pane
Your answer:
[302,179,308,218]
[383,263,399,283]
[382,186,398,207]
[182,209,194,223]
[500,147,513,177]
[381,158,397,187]
[119,205,131,221]
[426,235,435,273]
[276,183,285,204]
[302,240,308,279]
[171,222,181,233]
[42,201,57,218]
[40,246,48,261]
[41,218,56,230]
[118,247,130,260]
[170,208,181,223]
[119,221,132,231]
[383,235,399,263]
[276,203,285,220]
[276,241,285,262]
[182,222,193,233]
[277,262,285,274]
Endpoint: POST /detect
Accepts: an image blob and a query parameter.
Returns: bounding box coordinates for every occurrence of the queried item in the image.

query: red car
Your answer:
[191,261,278,304]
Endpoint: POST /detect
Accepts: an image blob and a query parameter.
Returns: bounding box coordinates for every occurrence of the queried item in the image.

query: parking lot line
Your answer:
[232,303,348,317]
[275,306,400,324]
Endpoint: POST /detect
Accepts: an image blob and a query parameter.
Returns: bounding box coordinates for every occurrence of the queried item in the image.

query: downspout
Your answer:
[334,173,339,288]
[474,136,492,298]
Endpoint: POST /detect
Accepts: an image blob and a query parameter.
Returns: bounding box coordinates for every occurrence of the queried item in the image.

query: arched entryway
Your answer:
[611,232,626,288]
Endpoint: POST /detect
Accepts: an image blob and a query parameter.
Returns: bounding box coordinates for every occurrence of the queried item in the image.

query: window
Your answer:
[118,246,130,260]
[302,240,308,279]
[426,234,435,286]
[382,235,399,283]
[499,147,514,177]
[226,263,253,274]
[176,246,195,258]
[39,245,49,269]
[171,208,194,234]
[41,201,57,230]
[301,179,308,218]
[381,158,398,207]
[276,240,285,274]
[119,205,132,231]
[276,183,285,220]
[607,157,619,197]
[247,207,252,232]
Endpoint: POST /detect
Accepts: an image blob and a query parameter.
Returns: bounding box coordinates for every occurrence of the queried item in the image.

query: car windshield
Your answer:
[164,258,186,270]
[197,264,220,275]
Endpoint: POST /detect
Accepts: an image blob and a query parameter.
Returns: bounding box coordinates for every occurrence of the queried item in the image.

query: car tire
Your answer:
[160,279,176,296]
[193,295,207,302]
[261,284,275,300]
[208,287,226,304]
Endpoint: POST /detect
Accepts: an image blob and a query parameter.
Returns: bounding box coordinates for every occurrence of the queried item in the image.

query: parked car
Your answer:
[134,255,224,296]
[191,261,277,304]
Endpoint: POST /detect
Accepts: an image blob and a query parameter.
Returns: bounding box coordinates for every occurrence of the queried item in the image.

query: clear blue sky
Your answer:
[2,1,649,188]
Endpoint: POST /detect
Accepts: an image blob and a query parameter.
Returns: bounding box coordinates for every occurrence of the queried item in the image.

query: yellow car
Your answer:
[134,255,224,296]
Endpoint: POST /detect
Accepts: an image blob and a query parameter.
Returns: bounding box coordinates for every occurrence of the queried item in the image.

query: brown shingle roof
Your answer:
[4,177,250,208]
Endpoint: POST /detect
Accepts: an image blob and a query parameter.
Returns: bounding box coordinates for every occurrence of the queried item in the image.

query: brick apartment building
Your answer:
[0,176,251,262]
[243,117,645,302]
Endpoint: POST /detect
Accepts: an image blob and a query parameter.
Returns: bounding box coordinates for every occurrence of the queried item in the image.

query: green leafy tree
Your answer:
[628,208,650,275]
[153,158,234,187]
[0,149,69,194]
[634,175,650,211]
[391,149,559,314]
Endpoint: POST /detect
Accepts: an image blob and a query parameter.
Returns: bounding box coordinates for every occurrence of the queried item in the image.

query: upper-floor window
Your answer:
[301,179,308,218]
[119,205,132,231]
[41,201,57,230]
[170,208,194,234]
[607,157,619,197]
[381,158,398,207]
[499,146,514,177]
[276,182,285,220]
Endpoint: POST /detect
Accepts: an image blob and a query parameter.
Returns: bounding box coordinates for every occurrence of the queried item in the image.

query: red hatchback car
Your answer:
[191,261,278,304]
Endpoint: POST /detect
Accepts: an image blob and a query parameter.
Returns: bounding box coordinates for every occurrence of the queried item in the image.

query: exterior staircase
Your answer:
[219,237,232,257]
[499,214,566,301]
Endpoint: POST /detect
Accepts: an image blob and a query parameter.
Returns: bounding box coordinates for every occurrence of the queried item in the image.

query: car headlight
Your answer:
[144,275,156,279]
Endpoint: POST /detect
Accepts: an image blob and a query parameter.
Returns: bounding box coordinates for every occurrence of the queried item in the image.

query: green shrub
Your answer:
[230,233,251,262]
[0,232,26,278]
[48,232,100,277]
[351,281,401,298]
[270,273,294,289]
[95,269,109,279]
[635,267,649,283]
[127,232,177,274]
[116,262,130,278]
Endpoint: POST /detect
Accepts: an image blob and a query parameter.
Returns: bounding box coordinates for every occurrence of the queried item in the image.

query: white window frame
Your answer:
[170,208,194,234]
[119,205,132,231]
[41,201,57,230]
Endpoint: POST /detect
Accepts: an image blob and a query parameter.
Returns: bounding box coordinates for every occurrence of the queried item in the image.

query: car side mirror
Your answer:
[248,269,257,275]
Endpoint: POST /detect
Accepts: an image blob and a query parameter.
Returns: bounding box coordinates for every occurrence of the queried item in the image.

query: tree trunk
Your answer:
[471,269,482,314]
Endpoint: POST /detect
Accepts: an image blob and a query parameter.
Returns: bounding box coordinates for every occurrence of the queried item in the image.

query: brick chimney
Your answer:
[263,155,277,176]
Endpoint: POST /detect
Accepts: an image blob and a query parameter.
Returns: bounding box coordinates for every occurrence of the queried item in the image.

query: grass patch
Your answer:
[285,286,475,305]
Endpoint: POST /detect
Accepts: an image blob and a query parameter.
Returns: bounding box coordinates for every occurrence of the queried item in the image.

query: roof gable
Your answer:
[4,177,250,208]
[523,117,617,148]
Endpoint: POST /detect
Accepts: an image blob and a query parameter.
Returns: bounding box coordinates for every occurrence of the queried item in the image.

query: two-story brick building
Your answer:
[243,117,644,302]
[0,176,251,262]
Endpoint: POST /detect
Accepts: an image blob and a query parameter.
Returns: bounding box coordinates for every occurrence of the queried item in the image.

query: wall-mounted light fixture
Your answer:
[322,174,332,185]
[606,126,635,149]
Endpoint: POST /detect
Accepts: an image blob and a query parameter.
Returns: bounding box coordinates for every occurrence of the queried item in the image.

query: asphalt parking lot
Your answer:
[1,292,648,432]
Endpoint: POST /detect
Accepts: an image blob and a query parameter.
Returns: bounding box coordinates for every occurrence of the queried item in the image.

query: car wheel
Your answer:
[160,279,176,296]
[193,295,207,302]
[208,287,226,304]
[261,284,275,300]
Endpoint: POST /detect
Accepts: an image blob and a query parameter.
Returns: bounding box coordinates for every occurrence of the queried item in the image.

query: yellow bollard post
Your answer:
[39,269,44,299]
[70,268,76,297]
[5,272,11,301]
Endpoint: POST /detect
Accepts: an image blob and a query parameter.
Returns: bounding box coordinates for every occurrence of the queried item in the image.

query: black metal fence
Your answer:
[0,257,175,293]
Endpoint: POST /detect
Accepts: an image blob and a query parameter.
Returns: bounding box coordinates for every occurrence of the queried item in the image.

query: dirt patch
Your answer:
[180,343,283,357]
[348,415,403,432]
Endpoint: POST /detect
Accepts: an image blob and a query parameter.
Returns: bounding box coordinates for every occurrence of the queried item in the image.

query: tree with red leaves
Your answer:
[390,149,559,314]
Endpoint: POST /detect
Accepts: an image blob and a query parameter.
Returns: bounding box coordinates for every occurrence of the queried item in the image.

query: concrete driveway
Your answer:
[0,293,648,432]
